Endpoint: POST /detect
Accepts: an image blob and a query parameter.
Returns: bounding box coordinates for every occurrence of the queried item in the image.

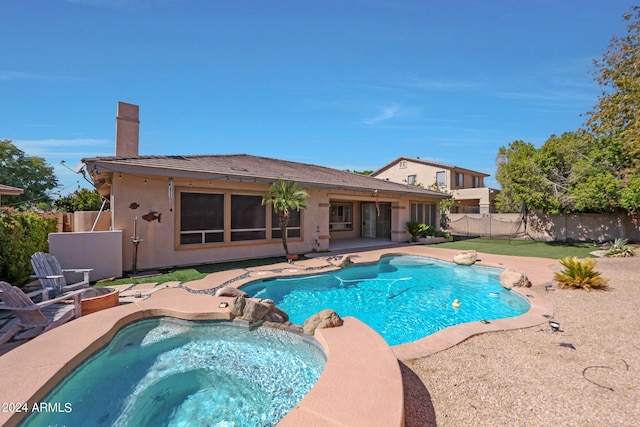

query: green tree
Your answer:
[0,139,58,207]
[494,140,548,212]
[495,132,626,213]
[262,180,309,256]
[55,188,107,212]
[587,6,640,215]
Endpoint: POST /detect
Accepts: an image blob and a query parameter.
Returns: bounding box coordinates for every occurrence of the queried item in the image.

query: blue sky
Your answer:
[1,0,635,195]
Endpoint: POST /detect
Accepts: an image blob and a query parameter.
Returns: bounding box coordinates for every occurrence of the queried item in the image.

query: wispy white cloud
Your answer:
[0,70,83,82]
[13,138,111,158]
[397,75,481,91]
[361,103,423,126]
[362,104,402,125]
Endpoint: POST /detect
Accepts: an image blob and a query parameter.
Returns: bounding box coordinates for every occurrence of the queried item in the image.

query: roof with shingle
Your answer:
[82,153,449,198]
[0,184,24,195]
[371,156,490,177]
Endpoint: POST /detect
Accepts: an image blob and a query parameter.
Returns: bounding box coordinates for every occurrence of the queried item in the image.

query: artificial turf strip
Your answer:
[432,237,597,259]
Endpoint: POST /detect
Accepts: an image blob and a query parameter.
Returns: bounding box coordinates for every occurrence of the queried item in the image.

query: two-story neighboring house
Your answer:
[370,156,499,214]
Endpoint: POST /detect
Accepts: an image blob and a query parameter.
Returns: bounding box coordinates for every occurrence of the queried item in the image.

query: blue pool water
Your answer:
[21,318,326,427]
[242,255,530,346]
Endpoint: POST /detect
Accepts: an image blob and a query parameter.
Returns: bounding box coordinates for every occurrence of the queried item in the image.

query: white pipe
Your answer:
[91,198,108,232]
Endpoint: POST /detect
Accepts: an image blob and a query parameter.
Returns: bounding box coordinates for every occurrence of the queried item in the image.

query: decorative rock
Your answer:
[215,286,249,298]
[229,296,246,316]
[258,299,289,322]
[453,250,478,265]
[229,295,290,324]
[238,298,270,322]
[500,269,531,289]
[303,309,344,335]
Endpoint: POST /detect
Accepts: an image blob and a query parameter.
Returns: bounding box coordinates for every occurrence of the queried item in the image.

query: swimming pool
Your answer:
[20,318,326,427]
[242,255,530,346]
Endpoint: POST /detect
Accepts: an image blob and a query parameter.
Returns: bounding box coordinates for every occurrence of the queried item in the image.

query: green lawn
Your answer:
[98,255,301,287]
[432,237,598,259]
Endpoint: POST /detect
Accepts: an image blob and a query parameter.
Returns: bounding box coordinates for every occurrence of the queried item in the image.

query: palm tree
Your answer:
[262,179,309,256]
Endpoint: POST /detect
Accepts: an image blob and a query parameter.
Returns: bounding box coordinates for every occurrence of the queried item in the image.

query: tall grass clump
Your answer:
[603,238,637,257]
[554,256,609,291]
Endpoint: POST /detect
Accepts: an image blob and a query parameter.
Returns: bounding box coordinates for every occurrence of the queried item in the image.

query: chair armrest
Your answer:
[30,274,65,280]
[25,288,50,301]
[61,269,93,283]
[35,289,86,307]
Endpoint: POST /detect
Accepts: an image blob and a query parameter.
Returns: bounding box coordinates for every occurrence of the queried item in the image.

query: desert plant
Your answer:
[406,221,428,242]
[554,256,609,291]
[604,238,637,257]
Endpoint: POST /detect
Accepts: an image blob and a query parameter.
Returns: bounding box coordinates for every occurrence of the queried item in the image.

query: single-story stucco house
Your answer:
[80,102,449,274]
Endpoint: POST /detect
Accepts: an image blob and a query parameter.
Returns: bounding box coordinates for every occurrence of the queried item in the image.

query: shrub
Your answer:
[554,256,608,291]
[0,210,57,285]
[434,229,451,239]
[406,221,428,242]
[604,238,637,257]
[419,225,435,238]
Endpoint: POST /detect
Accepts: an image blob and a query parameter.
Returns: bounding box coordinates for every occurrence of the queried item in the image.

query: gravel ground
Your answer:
[403,256,640,427]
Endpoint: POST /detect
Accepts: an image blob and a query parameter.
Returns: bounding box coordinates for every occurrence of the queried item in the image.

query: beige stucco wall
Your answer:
[105,174,438,272]
[374,161,448,189]
[452,187,495,214]
[49,230,123,281]
[373,160,492,212]
[70,210,112,232]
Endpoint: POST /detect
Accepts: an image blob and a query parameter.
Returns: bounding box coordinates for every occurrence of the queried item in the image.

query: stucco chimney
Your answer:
[115,101,139,157]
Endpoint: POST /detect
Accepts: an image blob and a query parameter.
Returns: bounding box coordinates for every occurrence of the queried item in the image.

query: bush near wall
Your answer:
[0,210,58,286]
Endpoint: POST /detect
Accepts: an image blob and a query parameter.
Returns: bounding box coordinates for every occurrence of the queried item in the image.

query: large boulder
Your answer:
[215,286,249,298]
[261,299,290,323]
[229,295,246,316]
[453,250,478,265]
[303,309,344,335]
[500,269,531,289]
[229,296,290,324]
[238,298,270,322]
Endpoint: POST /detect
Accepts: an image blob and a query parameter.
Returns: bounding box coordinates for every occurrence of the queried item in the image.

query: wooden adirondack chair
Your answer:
[30,252,93,297]
[0,281,84,348]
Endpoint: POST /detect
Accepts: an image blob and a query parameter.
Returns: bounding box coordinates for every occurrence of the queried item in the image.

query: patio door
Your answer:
[362,203,377,238]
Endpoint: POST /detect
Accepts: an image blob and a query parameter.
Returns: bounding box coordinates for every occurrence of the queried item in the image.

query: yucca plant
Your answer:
[604,238,637,257]
[554,257,609,291]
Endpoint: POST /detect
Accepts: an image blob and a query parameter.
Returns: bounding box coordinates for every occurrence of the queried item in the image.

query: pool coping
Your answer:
[214,246,556,361]
[0,289,404,427]
[0,246,556,427]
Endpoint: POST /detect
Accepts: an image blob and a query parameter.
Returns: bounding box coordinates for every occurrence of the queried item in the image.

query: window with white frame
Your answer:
[179,192,225,245]
[271,209,301,239]
[329,202,353,230]
[407,174,417,185]
[436,171,446,187]
[230,195,266,241]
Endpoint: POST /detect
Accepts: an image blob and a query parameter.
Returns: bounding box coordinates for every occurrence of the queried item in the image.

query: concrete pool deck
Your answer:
[0,246,556,427]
